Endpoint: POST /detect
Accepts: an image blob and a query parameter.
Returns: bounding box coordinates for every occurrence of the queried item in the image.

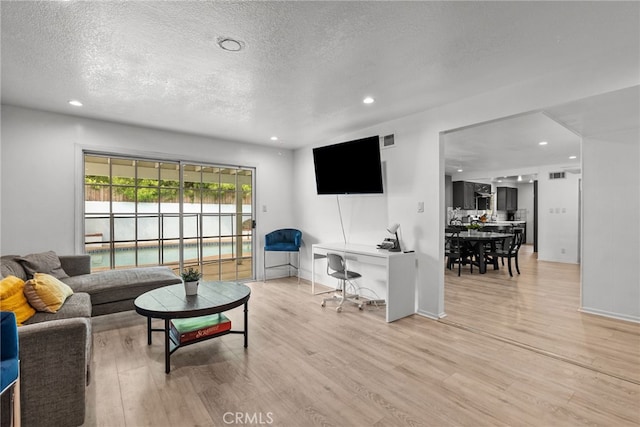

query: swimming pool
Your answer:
[87,241,253,269]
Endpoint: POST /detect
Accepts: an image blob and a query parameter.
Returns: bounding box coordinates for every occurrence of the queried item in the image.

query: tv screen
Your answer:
[312,135,384,195]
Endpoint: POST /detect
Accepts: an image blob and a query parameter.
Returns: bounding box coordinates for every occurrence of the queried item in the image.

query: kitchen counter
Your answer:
[483,221,526,225]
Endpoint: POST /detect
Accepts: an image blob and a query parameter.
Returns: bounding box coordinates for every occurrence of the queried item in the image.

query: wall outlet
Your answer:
[417,201,424,213]
[561,248,566,254]
[262,205,267,212]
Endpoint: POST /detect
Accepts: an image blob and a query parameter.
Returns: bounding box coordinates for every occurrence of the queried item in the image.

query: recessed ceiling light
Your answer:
[363,96,375,104]
[497,180,503,183]
[539,141,548,146]
[68,99,83,107]
[569,155,577,159]
[217,37,244,52]
[529,179,534,183]
[517,175,523,181]
[457,169,463,172]
[270,136,278,141]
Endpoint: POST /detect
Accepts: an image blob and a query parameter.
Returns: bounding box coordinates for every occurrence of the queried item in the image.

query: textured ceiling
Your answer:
[1,1,639,149]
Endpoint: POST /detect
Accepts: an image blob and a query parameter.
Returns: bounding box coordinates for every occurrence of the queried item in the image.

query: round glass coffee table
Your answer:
[134,281,251,373]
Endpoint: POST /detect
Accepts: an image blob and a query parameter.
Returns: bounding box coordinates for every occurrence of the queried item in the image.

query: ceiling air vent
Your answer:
[380,134,395,149]
[549,171,566,180]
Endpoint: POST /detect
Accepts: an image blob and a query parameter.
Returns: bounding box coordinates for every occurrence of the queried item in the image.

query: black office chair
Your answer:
[321,253,363,312]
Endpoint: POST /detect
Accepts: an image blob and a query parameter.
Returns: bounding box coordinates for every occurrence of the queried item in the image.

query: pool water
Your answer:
[87,241,253,269]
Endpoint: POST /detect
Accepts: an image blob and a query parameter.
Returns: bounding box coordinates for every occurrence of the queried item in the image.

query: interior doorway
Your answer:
[441,108,583,354]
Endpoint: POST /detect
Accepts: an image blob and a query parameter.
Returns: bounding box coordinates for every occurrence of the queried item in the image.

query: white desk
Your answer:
[311,242,416,322]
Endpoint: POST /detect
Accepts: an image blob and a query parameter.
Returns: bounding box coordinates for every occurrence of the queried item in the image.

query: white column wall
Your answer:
[581,134,640,322]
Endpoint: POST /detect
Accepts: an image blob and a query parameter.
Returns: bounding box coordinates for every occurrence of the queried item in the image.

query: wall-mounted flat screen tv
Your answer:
[312,135,384,195]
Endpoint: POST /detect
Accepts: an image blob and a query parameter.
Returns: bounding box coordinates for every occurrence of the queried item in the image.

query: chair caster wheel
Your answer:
[321,302,325,307]
[336,306,342,313]
[358,305,363,310]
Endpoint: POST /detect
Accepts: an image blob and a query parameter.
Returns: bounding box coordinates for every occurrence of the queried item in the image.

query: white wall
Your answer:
[537,167,581,263]
[515,182,534,244]
[294,53,639,320]
[0,105,294,280]
[581,134,640,322]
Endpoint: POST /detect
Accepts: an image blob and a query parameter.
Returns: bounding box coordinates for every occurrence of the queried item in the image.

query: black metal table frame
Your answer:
[135,283,250,373]
[144,301,248,374]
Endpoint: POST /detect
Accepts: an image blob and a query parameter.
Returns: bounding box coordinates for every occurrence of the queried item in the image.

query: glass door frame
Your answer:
[81,151,256,282]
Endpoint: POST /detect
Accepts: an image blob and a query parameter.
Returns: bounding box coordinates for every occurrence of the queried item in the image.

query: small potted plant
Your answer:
[181,267,201,296]
[466,223,482,233]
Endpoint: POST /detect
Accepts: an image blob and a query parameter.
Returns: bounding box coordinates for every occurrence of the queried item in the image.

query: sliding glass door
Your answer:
[181,164,254,281]
[83,154,254,281]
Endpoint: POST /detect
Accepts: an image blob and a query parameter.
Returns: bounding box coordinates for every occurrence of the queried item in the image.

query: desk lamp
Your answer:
[387,223,402,252]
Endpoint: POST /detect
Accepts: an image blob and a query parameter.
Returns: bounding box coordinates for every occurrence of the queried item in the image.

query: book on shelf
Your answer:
[170,313,232,344]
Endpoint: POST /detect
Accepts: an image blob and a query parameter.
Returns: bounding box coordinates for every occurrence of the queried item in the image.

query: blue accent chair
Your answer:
[263,228,302,282]
[1,311,20,426]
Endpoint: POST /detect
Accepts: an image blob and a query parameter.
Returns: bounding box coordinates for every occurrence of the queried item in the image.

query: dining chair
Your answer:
[485,230,523,276]
[445,232,474,275]
[482,227,509,257]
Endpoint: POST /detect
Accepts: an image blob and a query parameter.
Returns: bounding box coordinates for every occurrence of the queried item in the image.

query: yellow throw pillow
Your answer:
[0,275,36,324]
[23,273,74,313]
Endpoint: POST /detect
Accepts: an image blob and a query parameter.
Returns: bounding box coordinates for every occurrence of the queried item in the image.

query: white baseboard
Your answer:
[579,307,640,324]
[416,309,446,320]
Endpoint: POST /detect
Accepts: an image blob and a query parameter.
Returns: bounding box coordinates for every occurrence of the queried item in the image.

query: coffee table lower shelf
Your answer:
[169,327,247,354]
[145,316,248,373]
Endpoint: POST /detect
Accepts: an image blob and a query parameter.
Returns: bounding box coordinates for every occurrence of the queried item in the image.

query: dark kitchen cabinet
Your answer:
[497,187,518,211]
[453,181,492,210]
[497,187,507,210]
[452,181,476,210]
[508,188,518,210]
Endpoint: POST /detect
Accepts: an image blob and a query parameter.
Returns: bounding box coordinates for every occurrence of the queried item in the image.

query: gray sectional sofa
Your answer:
[0,253,182,427]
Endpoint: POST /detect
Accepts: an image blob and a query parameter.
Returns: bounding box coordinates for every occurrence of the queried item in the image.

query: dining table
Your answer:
[446,231,514,274]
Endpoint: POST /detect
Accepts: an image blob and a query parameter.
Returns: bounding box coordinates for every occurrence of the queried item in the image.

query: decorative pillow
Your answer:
[23,273,74,313]
[15,251,69,279]
[0,275,36,325]
[1,256,28,281]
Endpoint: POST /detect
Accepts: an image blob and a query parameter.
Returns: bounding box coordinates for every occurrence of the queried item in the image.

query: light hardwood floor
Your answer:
[83,246,639,426]
[444,244,640,385]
